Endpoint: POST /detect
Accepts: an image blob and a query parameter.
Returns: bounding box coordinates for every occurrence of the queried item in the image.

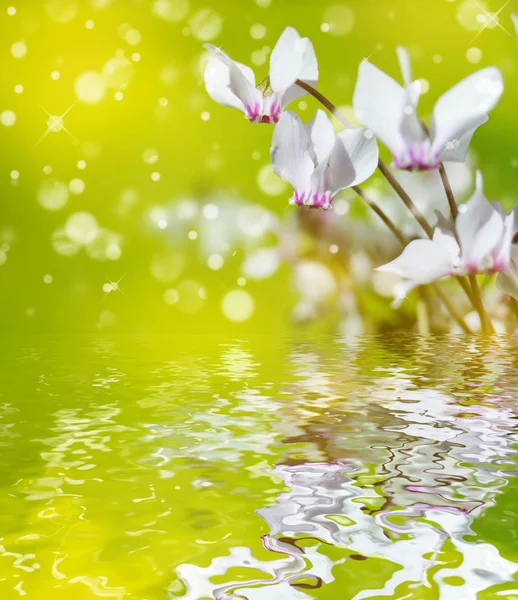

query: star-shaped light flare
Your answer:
[34,102,78,148]
[470,0,512,43]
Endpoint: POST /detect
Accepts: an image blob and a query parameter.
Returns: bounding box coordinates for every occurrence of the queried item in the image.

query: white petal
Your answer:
[204,44,261,112]
[392,279,420,308]
[400,81,427,145]
[497,247,518,299]
[433,213,460,261]
[431,67,503,158]
[512,13,518,38]
[353,60,407,158]
[492,207,515,270]
[204,55,247,111]
[396,46,413,88]
[497,270,518,300]
[456,172,503,268]
[309,157,329,199]
[282,38,318,106]
[377,239,453,284]
[270,111,314,196]
[328,128,379,192]
[270,27,317,98]
[305,109,335,164]
[437,113,488,163]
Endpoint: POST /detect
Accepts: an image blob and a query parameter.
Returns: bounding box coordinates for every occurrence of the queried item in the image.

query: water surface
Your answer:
[1,335,518,599]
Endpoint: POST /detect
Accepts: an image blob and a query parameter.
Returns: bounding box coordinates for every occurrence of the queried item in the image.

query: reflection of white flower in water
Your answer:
[353,47,503,170]
[204,27,318,124]
[176,459,517,600]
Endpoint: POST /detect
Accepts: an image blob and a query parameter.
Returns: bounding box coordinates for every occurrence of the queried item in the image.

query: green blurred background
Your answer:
[1,0,518,334]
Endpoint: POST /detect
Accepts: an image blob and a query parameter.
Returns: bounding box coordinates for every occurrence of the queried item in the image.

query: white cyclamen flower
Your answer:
[378,172,514,306]
[271,110,379,209]
[353,48,503,171]
[203,27,317,124]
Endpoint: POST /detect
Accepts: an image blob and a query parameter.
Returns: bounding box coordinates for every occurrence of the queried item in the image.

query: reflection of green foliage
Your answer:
[473,470,518,562]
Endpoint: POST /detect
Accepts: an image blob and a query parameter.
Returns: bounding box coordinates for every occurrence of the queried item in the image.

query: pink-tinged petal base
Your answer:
[393,143,441,171]
[245,101,282,124]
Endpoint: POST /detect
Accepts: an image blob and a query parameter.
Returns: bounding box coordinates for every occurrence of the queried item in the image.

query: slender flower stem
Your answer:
[295,80,483,319]
[376,161,433,238]
[468,274,494,334]
[352,186,406,246]
[432,284,471,333]
[435,163,493,328]
[351,187,471,333]
[295,79,354,128]
[437,163,458,219]
[296,79,433,238]
[511,297,518,321]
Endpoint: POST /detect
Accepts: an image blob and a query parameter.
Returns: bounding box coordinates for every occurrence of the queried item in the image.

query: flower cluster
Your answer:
[378,172,515,307]
[204,26,518,332]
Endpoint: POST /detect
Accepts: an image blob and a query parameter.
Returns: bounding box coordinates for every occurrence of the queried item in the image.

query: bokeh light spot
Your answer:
[69,178,85,195]
[125,28,141,46]
[177,280,205,313]
[46,0,78,23]
[38,180,69,210]
[47,115,64,132]
[103,57,135,89]
[65,212,98,244]
[163,288,180,305]
[86,228,122,261]
[143,148,159,164]
[250,23,266,39]
[466,47,482,64]
[208,254,224,270]
[11,41,27,59]
[222,290,255,322]
[75,71,106,104]
[457,0,490,31]
[189,8,223,41]
[150,252,184,283]
[257,164,288,196]
[1,110,16,127]
[322,5,355,36]
[152,0,189,22]
[202,203,219,220]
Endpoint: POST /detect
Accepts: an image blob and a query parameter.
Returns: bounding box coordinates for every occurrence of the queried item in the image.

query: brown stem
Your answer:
[296,79,433,238]
[511,297,518,321]
[468,274,494,334]
[437,163,458,220]
[432,283,471,334]
[376,161,433,238]
[352,186,406,246]
[295,79,475,332]
[352,188,471,333]
[295,79,354,128]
